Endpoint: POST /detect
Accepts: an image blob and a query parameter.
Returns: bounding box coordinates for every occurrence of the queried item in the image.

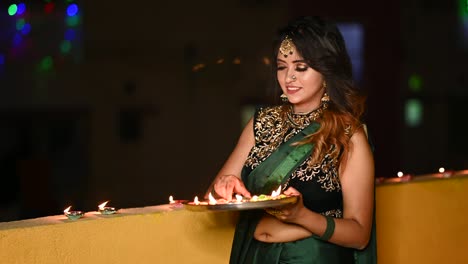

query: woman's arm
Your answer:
[204,117,255,200]
[254,213,312,243]
[278,128,374,249]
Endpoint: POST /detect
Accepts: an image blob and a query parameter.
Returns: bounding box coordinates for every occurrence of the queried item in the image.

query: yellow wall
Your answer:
[0,207,238,264]
[376,175,468,264]
[1,175,467,264]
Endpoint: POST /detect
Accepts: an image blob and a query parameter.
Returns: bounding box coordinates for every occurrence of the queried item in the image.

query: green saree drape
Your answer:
[229,122,377,264]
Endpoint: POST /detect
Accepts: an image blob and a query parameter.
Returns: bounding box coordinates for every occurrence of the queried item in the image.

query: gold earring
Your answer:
[321,92,330,103]
[321,81,329,107]
[280,93,289,103]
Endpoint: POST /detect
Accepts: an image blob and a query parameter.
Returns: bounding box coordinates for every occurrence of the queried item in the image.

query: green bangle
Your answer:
[314,216,335,241]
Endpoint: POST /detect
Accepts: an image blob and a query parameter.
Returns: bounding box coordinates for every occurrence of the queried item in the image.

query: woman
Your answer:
[207,16,376,264]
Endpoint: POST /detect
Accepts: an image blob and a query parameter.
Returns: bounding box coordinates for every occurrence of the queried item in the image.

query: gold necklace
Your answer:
[286,104,324,128]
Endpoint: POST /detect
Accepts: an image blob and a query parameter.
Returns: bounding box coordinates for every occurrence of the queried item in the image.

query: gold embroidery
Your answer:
[245,106,341,192]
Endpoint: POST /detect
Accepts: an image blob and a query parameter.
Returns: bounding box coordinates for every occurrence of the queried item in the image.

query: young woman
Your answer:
[207,16,376,264]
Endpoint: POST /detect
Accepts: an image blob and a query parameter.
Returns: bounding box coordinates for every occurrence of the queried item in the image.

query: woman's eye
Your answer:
[276,66,286,71]
[296,66,308,72]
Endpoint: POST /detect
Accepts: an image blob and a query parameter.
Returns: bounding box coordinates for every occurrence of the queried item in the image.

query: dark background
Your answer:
[1,0,467,221]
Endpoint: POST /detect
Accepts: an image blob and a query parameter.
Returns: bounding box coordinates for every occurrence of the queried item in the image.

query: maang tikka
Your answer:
[279,36,294,58]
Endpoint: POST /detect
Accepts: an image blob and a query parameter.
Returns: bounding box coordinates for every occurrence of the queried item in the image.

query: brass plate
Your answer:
[183,195,298,212]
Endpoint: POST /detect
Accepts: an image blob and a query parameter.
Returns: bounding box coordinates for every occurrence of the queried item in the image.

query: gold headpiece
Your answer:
[279,36,294,58]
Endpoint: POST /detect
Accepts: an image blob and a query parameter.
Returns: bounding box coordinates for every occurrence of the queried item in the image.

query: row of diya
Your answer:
[63,201,116,220]
[64,186,284,220]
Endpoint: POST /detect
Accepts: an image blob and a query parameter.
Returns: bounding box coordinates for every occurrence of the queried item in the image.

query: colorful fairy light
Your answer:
[8,4,18,16]
[16,19,26,31]
[12,33,22,47]
[64,28,76,40]
[65,16,80,27]
[66,4,79,17]
[20,23,31,35]
[39,56,53,71]
[60,40,72,54]
[44,2,55,14]
[405,99,423,127]
[17,3,27,16]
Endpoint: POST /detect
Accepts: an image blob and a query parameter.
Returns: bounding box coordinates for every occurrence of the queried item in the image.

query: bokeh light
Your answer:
[8,4,18,16]
[65,16,80,27]
[408,74,423,92]
[16,19,26,31]
[17,3,27,15]
[39,56,53,71]
[12,33,23,46]
[66,4,79,17]
[44,2,55,14]
[20,23,32,35]
[405,99,423,127]
[64,29,76,40]
[60,40,72,54]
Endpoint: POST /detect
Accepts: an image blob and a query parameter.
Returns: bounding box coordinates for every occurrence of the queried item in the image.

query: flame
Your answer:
[98,201,109,210]
[208,192,217,205]
[194,196,200,205]
[169,195,174,204]
[64,206,71,214]
[271,186,281,198]
[235,194,243,202]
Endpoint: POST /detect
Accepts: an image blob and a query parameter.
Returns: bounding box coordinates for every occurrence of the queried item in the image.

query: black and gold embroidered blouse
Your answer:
[244,106,343,218]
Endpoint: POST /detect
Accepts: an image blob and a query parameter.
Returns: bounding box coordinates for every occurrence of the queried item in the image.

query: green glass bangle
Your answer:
[314,216,335,241]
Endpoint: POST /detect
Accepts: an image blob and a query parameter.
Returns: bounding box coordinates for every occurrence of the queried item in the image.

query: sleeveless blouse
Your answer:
[229,106,376,264]
[244,106,343,218]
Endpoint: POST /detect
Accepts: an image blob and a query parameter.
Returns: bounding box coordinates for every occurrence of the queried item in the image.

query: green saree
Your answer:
[229,117,377,264]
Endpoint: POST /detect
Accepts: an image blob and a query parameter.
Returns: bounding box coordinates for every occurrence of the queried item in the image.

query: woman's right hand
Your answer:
[212,174,251,201]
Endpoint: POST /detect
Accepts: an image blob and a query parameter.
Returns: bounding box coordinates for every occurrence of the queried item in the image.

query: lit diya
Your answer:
[168,195,187,208]
[98,201,117,215]
[63,206,84,220]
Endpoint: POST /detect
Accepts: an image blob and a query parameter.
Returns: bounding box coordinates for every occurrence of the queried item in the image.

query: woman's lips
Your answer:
[286,86,301,94]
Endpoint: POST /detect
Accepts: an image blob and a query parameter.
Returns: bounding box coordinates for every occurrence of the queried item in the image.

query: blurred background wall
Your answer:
[0,0,467,221]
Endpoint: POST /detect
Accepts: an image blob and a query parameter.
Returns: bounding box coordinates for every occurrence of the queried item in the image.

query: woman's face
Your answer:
[276,47,325,113]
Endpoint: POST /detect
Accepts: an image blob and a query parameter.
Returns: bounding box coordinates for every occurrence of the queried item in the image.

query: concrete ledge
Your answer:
[1,174,468,264]
[0,204,238,264]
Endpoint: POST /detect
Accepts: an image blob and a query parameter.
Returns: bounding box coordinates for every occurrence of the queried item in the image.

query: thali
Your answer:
[183,195,298,212]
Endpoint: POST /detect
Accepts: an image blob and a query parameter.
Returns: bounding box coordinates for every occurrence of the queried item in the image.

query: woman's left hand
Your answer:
[266,187,306,223]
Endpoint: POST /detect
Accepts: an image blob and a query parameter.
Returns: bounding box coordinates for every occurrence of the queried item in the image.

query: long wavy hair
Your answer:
[272,16,366,166]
